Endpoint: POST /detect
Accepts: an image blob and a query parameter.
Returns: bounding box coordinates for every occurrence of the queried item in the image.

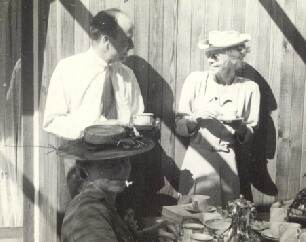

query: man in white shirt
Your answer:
[43,9,144,140]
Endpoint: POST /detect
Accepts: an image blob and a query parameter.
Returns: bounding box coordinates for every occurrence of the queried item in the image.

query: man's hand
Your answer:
[140,218,179,241]
[183,116,199,134]
[156,219,179,241]
[123,208,139,232]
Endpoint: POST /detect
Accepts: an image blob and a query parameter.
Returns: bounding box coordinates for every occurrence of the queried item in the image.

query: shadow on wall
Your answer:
[117,55,193,217]
[237,63,278,199]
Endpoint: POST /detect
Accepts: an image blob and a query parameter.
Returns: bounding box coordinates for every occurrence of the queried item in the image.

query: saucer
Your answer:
[261,229,278,241]
[219,117,244,125]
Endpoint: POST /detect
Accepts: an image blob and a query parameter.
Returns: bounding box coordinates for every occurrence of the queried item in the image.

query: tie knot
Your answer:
[105,64,113,71]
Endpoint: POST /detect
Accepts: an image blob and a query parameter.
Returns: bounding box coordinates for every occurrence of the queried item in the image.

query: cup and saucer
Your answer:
[217,110,244,125]
[132,113,156,130]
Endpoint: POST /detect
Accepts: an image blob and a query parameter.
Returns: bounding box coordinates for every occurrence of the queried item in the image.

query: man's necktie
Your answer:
[101,65,117,119]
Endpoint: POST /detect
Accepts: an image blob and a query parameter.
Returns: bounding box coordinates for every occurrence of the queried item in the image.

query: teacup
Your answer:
[191,195,210,212]
[270,221,301,238]
[132,113,154,126]
[270,207,287,222]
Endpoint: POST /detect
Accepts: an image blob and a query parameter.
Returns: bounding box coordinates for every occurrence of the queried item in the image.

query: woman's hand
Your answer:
[195,110,220,121]
[229,122,248,141]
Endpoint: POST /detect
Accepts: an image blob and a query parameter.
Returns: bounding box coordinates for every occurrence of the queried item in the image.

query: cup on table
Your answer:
[132,113,154,126]
[191,195,210,212]
[270,221,301,238]
[270,207,287,222]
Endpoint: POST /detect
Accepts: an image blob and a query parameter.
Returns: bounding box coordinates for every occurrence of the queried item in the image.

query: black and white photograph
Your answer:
[1,0,306,241]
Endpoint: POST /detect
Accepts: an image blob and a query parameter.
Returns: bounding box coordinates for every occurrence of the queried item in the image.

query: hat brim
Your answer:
[57,137,155,161]
[199,41,248,52]
[198,33,251,51]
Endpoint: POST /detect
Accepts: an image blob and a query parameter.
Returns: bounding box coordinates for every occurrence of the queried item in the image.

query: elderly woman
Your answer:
[176,31,260,207]
[61,156,178,242]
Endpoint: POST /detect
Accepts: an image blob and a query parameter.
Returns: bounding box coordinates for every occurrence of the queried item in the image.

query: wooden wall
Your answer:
[0,0,23,241]
[15,0,306,241]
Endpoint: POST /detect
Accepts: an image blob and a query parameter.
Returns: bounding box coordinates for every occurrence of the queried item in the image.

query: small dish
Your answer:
[251,220,270,231]
[184,204,216,213]
[204,218,231,233]
[261,229,278,241]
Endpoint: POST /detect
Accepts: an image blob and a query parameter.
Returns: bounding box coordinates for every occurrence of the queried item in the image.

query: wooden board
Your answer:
[175,0,192,168]
[275,0,295,200]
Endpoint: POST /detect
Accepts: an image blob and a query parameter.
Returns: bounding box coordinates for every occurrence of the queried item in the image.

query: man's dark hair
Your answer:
[89,8,121,40]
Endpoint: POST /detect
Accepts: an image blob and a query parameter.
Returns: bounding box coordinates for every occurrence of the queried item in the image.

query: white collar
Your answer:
[87,47,108,69]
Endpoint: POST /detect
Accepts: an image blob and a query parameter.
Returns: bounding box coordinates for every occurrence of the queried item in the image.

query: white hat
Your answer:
[198,30,251,52]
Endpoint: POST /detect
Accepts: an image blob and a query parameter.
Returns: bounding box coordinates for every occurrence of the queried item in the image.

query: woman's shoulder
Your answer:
[184,71,210,85]
[186,71,209,79]
[236,77,259,92]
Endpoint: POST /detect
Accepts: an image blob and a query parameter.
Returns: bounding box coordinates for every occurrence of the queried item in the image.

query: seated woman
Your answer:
[62,156,178,242]
[176,31,260,207]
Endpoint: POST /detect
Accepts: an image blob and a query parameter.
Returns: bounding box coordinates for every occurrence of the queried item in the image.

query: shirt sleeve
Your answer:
[237,82,260,143]
[43,61,98,140]
[175,72,198,136]
[129,70,144,115]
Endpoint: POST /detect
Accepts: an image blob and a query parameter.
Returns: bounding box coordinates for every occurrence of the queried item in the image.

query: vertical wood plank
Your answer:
[0,0,21,228]
[60,0,75,58]
[22,0,34,240]
[120,0,134,56]
[39,0,59,241]
[133,0,149,106]
[232,0,246,32]
[147,0,164,116]
[299,0,306,189]
[244,0,262,203]
[162,0,177,160]
[190,0,206,72]
[288,0,306,198]
[261,0,283,204]
[57,0,76,234]
[244,0,259,67]
[74,0,90,53]
[218,0,232,30]
[275,0,296,200]
[160,0,177,195]
[253,0,273,204]
[105,0,121,9]
[203,0,220,70]
[90,0,105,16]
[175,0,192,168]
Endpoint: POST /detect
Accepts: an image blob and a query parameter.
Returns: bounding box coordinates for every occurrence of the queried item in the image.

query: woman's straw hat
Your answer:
[198,30,251,52]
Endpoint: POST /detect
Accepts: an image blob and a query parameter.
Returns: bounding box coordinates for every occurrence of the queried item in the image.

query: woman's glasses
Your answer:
[205,45,250,59]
